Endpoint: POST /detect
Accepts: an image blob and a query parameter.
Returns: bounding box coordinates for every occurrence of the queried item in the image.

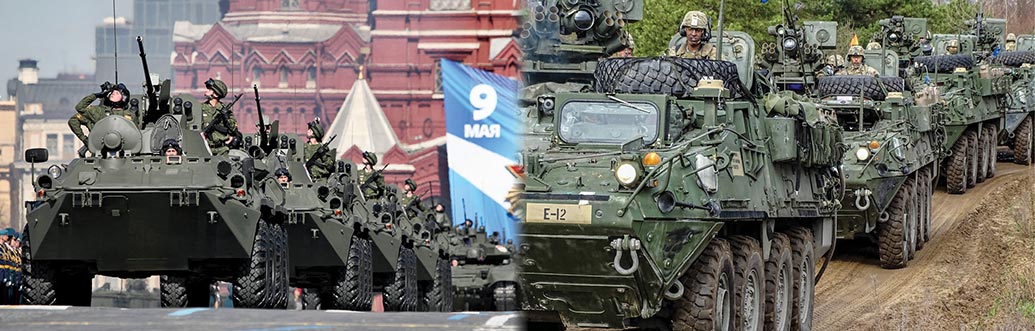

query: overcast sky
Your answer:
[0,0,134,97]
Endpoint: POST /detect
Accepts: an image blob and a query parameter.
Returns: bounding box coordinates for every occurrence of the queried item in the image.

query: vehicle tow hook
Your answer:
[610,235,641,276]
[854,188,872,211]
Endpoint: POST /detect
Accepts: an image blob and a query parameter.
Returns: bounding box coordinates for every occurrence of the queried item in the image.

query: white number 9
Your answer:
[469,84,497,121]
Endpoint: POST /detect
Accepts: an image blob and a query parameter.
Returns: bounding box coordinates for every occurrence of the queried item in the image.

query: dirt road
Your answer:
[815,163,1035,330]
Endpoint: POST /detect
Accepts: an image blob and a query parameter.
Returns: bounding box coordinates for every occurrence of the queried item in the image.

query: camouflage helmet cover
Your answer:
[946,39,960,48]
[1007,33,1017,42]
[205,78,228,99]
[847,45,865,57]
[680,11,709,30]
[362,151,377,165]
[404,179,417,191]
[826,54,845,67]
[866,41,882,50]
[307,118,325,141]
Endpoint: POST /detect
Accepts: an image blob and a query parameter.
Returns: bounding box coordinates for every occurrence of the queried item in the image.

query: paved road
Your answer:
[0,306,523,331]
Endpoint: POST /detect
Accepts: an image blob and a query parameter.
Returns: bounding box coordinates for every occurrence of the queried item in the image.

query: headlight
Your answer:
[615,162,639,186]
[855,147,871,161]
[892,137,905,160]
[47,165,63,179]
[695,154,718,193]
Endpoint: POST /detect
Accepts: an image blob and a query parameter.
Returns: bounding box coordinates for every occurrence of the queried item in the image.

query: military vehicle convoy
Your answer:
[516,1,842,330]
[21,39,290,308]
[449,223,518,311]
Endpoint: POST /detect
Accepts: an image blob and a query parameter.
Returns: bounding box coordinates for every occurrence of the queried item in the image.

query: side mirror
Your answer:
[25,148,49,163]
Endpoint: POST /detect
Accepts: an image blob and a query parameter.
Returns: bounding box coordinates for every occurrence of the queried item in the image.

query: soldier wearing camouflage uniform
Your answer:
[356,151,384,200]
[1006,33,1017,51]
[400,179,419,207]
[69,82,135,145]
[946,39,960,55]
[303,119,335,179]
[665,11,717,60]
[200,78,239,155]
[836,45,880,76]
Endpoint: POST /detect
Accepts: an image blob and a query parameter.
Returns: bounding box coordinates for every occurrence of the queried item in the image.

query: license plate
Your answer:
[526,203,593,224]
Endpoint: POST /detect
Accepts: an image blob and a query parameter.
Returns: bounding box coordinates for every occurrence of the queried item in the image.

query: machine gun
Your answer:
[359,164,389,193]
[304,134,338,169]
[759,0,836,94]
[252,85,276,155]
[966,12,1007,56]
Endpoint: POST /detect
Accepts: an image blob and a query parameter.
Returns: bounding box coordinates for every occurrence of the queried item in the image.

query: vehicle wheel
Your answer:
[985,126,997,178]
[301,288,322,310]
[816,75,903,100]
[20,226,57,305]
[764,233,793,331]
[784,227,814,331]
[425,258,453,312]
[672,238,734,331]
[331,236,373,311]
[945,135,969,194]
[976,128,990,183]
[233,221,289,309]
[383,247,418,311]
[271,223,289,309]
[161,276,187,308]
[966,131,979,188]
[879,179,913,269]
[923,169,933,243]
[1013,116,1033,165]
[595,57,748,99]
[913,54,975,74]
[729,235,764,331]
[493,282,518,311]
[916,169,930,250]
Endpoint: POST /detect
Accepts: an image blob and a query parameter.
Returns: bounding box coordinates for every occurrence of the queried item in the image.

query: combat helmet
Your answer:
[826,54,846,67]
[307,118,325,141]
[362,151,377,165]
[946,39,960,54]
[680,11,709,30]
[866,41,882,50]
[404,179,417,192]
[205,78,228,99]
[1007,33,1017,42]
[847,45,865,57]
[103,83,131,109]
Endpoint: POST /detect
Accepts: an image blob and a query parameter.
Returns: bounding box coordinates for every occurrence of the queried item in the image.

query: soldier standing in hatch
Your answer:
[200,78,239,155]
[946,39,960,55]
[356,151,384,200]
[69,82,135,147]
[275,168,292,186]
[836,46,880,76]
[400,179,419,207]
[665,11,717,60]
[162,139,183,156]
[303,119,335,179]
[433,203,451,232]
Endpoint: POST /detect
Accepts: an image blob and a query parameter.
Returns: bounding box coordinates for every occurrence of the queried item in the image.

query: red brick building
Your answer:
[172,0,520,194]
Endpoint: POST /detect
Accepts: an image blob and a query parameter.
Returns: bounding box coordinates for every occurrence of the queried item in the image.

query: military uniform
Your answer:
[837,45,880,76]
[357,151,384,200]
[69,92,136,144]
[303,119,335,180]
[666,42,718,60]
[201,79,239,155]
[666,11,718,60]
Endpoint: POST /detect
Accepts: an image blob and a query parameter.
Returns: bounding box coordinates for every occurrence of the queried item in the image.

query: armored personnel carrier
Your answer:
[20,38,289,308]
[449,222,517,311]
[516,1,842,329]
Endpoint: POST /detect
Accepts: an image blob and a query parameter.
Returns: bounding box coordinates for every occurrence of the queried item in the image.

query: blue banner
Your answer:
[441,59,521,243]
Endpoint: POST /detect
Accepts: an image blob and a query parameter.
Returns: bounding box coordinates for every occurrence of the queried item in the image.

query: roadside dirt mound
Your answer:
[815,164,1035,330]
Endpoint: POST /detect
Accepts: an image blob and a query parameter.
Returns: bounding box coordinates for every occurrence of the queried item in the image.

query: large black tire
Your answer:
[271,223,289,309]
[966,131,979,188]
[784,228,814,331]
[425,258,453,312]
[594,57,749,99]
[330,236,373,311]
[976,128,990,183]
[916,169,931,250]
[383,247,418,311]
[993,51,1035,67]
[233,221,289,309]
[301,288,322,310]
[879,179,913,269]
[493,282,518,311]
[20,226,57,305]
[907,178,920,259]
[672,238,734,331]
[729,236,764,331]
[946,135,969,194]
[913,54,975,74]
[985,126,997,178]
[815,75,904,100]
[1014,116,1033,165]
[764,233,793,331]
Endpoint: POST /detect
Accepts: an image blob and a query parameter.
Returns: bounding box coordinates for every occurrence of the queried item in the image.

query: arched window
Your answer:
[306,66,317,88]
[252,66,263,87]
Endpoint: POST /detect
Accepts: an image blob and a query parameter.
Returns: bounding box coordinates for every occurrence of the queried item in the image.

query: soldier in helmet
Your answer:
[612,30,635,58]
[400,179,419,207]
[304,119,335,179]
[201,78,239,155]
[69,82,136,147]
[836,45,880,76]
[666,11,717,60]
[356,151,384,200]
[818,54,846,77]
[866,41,882,50]
[162,139,183,156]
[275,168,292,186]
[946,39,960,55]
[1005,33,1017,51]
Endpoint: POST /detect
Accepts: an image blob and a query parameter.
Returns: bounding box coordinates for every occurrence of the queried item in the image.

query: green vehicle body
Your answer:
[23,85,290,308]
[449,224,517,311]
[517,2,841,328]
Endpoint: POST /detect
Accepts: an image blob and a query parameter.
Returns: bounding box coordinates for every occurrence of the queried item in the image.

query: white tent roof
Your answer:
[325,79,401,157]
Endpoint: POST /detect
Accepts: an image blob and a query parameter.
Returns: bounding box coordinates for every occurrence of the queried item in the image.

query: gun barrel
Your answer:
[137,36,157,115]
[253,85,269,153]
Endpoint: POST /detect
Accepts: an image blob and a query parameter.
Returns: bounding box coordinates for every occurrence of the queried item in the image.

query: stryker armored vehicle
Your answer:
[516,1,842,329]
[917,14,1015,194]
[449,222,517,311]
[20,37,289,308]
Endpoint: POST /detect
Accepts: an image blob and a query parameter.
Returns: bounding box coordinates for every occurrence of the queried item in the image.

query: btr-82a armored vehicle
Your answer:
[516,1,842,329]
